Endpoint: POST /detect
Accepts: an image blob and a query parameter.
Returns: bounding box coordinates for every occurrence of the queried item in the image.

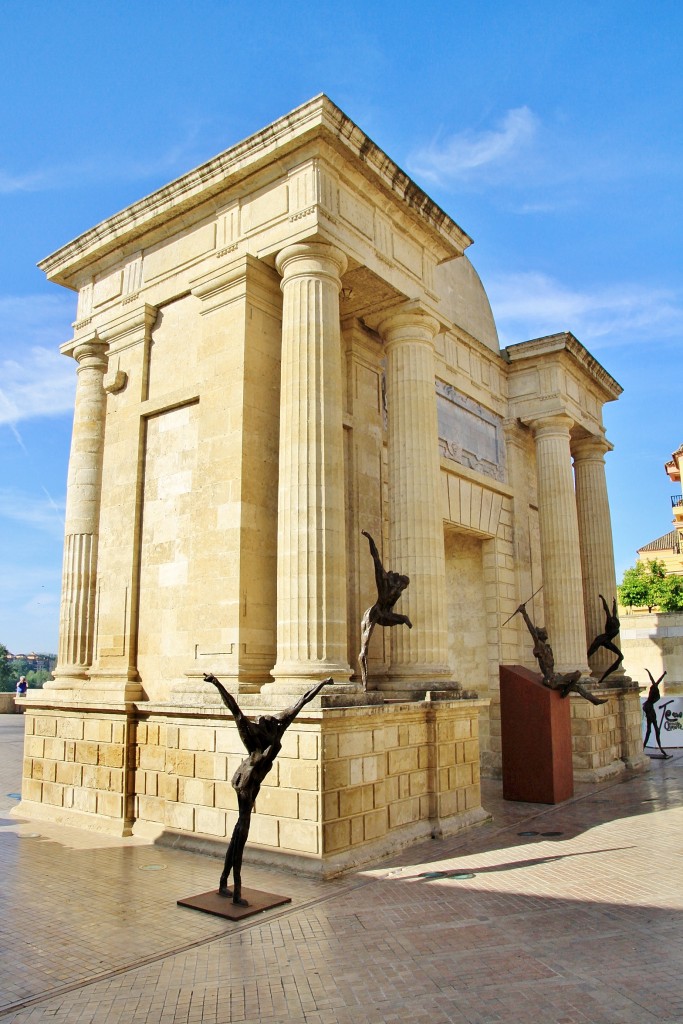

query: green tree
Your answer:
[618,559,671,612]
[26,669,50,689]
[653,573,683,612]
[0,644,14,692]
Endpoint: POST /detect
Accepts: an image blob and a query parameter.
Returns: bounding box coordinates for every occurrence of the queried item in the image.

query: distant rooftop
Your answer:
[638,530,680,554]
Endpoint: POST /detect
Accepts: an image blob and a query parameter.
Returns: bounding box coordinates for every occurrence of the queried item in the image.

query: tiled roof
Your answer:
[638,530,679,553]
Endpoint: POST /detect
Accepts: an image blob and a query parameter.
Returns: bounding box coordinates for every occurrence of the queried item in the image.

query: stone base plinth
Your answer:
[570,682,649,782]
[15,693,490,877]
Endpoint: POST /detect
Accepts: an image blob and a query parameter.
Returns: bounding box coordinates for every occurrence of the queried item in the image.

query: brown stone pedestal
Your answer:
[499,665,574,804]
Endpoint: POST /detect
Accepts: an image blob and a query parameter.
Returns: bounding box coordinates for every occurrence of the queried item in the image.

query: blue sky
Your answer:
[1,1,681,653]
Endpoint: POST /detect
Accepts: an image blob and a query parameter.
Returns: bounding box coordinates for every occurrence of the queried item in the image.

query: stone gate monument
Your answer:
[16,96,646,873]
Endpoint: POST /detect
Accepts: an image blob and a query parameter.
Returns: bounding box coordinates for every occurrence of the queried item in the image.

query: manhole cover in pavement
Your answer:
[138,864,167,871]
[6,793,21,800]
[17,833,41,839]
[541,831,563,837]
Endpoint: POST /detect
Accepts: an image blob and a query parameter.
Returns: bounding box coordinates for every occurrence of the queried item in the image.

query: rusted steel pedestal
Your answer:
[178,887,291,920]
[499,665,574,804]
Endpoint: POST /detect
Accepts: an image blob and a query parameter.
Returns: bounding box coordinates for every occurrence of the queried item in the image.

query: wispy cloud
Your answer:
[0,487,65,537]
[0,126,205,195]
[408,107,538,185]
[488,271,683,349]
[0,294,76,427]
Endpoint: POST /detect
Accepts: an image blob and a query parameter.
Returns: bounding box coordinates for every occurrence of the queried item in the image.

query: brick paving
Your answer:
[1,715,682,1023]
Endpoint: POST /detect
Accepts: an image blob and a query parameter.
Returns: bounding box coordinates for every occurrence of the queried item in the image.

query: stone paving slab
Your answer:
[1,716,683,1023]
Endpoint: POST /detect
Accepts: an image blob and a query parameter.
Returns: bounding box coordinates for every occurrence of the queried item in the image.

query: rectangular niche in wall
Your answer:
[137,401,199,697]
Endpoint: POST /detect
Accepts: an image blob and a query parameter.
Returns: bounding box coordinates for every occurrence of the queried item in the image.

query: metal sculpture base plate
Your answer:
[178,887,291,920]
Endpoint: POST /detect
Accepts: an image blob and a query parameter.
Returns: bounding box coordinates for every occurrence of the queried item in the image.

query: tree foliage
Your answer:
[618,559,683,613]
[0,644,13,692]
[654,573,683,612]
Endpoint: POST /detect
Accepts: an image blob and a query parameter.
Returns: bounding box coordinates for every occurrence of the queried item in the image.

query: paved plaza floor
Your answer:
[1,714,682,1024]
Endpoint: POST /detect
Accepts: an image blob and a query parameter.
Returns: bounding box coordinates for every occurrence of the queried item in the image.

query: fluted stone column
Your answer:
[573,435,623,679]
[378,308,450,684]
[269,242,352,691]
[529,414,589,675]
[48,335,108,688]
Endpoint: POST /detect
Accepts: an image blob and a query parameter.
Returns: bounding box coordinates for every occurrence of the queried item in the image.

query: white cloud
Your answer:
[488,271,683,348]
[0,294,76,427]
[408,107,538,185]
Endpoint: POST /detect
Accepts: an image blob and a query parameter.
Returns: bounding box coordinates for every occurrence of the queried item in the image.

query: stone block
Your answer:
[256,786,298,818]
[25,736,45,758]
[346,756,361,786]
[179,725,215,752]
[137,794,165,823]
[96,786,122,819]
[249,814,279,847]
[214,781,237,810]
[279,819,319,854]
[409,770,428,797]
[278,760,318,791]
[323,759,349,790]
[298,731,318,759]
[363,807,387,841]
[339,786,363,819]
[196,806,227,837]
[42,782,63,806]
[322,733,338,759]
[324,818,351,852]
[299,792,318,821]
[75,741,99,765]
[387,747,418,775]
[56,762,82,786]
[168,750,195,776]
[85,720,113,743]
[194,752,227,781]
[99,745,125,769]
[34,717,57,737]
[70,787,95,813]
[388,797,419,829]
[180,778,214,807]
[43,738,66,761]
[408,722,428,745]
[338,730,373,757]
[57,717,84,740]
[139,745,166,772]
[351,816,364,846]
[166,801,195,831]
[33,760,56,783]
[23,778,43,802]
[323,791,339,821]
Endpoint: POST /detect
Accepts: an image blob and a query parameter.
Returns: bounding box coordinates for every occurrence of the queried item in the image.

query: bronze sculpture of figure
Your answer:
[358,530,412,688]
[204,673,332,905]
[515,602,607,705]
[642,669,671,757]
[587,594,624,683]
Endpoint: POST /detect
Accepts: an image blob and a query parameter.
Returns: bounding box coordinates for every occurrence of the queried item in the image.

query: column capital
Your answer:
[275,241,348,288]
[375,304,440,348]
[572,434,613,462]
[528,412,574,438]
[69,334,109,372]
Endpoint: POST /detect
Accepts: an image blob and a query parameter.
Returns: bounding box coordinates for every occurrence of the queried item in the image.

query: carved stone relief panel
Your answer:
[436,380,505,482]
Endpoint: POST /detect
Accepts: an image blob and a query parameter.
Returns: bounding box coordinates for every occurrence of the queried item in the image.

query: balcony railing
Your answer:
[671,494,683,508]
